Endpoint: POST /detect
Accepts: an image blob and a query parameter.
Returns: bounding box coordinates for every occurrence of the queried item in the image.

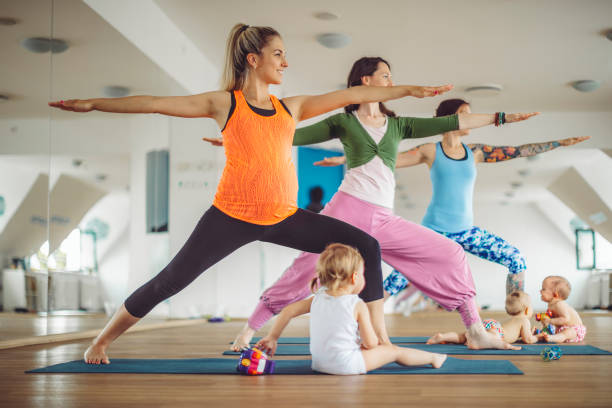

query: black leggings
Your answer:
[125,206,382,317]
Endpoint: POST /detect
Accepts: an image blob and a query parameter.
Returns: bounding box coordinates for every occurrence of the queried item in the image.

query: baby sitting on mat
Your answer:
[536,275,586,343]
[427,291,538,346]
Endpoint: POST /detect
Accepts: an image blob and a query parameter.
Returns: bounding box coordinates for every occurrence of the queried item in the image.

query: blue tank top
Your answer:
[421,142,476,233]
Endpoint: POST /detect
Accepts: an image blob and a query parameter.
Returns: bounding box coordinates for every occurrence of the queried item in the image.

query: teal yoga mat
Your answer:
[242,336,429,344]
[241,336,558,345]
[223,344,612,356]
[26,356,522,375]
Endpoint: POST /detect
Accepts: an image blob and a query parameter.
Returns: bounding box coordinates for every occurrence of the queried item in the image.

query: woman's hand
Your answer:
[505,112,540,123]
[559,136,590,146]
[254,336,278,356]
[408,84,454,98]
[202,137,224,146]
[313,156,346,167]
[48,99,94,112]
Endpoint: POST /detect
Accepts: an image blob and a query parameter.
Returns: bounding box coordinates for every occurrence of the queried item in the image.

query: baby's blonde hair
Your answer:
[505,291,531,315]
[544,275,571,300]
[311,243,364,293]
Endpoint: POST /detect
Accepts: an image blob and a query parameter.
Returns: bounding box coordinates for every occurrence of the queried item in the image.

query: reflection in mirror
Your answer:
[45,0,182,326]
[0,0,51,340]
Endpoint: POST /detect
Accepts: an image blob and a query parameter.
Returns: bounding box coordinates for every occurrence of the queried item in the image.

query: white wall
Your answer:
[126,115,171,317]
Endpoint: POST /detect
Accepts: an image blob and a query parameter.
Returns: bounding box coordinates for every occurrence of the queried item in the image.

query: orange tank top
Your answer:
[213,90,298,225]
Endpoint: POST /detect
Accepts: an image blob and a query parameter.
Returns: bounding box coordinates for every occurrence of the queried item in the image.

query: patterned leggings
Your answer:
[384,226,526,296]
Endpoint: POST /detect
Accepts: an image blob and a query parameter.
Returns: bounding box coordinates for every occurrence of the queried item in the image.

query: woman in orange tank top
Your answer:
[50,23,453,365]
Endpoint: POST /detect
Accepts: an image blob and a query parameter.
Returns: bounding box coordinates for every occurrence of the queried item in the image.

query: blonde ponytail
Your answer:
[221,23,281,91]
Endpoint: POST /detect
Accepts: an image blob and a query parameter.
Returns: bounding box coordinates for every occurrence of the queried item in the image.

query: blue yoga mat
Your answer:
[26,356,522,375]
[223,344,612,356]
[243,336,429,345]
[242,336,558,345]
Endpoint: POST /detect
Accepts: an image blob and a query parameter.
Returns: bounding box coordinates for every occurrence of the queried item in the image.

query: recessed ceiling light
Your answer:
[526,155,539,162]
[103,85,130,98]
[518,169,531,177]
[314,12,339,21]
[21,37,69,54]
[0,17,18,26]
[316,33,351,49]
[464,84,503,97]
[571,80,601,93]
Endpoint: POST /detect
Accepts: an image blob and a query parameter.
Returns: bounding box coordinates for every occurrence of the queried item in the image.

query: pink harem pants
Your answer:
[248,191,476,330]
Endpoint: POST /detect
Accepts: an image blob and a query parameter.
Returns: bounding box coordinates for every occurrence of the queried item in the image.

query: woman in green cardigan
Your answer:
[206,57,537,350]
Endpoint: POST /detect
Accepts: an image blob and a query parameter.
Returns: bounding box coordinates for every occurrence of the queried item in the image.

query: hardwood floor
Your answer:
[2,310,611,407]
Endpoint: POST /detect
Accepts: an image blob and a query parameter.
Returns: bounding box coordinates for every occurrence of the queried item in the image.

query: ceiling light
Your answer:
[571,80,601,93]
[103,86,130,98]
[464,84,503,97]
[518,169,531,177]
[314,12,339,20]
[316,33,351,49]
[510,181,523,189]
[21,37,69,54]
[0,17,18,26]
[526,155,539,162]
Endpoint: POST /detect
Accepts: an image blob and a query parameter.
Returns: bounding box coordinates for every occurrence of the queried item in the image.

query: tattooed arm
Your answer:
[470,136,589,163]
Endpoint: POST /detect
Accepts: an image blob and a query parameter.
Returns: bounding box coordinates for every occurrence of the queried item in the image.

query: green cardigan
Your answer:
[293,113,459,170]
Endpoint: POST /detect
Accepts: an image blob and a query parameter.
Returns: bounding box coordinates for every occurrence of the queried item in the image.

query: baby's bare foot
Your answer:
[231,324,256,351]
[426,333,444,344]
[466,332,521,350]
[431,353,447,368]
[84,343,110,364]
[543,333,566,344]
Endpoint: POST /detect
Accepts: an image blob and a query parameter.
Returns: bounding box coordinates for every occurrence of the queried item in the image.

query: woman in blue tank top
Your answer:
[320,99,588,297]
[385,99,588,297]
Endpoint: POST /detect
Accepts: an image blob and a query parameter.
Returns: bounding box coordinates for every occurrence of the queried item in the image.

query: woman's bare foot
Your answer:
[426,333,444,344]
[84,343,110,364]
[431,353,447,368]
[231,323,256,351]
[466,330,521,350]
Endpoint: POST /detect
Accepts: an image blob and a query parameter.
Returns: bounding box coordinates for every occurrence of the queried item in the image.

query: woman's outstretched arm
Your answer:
[458,112,539,130]
[49,91,230,124]
[470,136,590,163]
[283,84,454,122]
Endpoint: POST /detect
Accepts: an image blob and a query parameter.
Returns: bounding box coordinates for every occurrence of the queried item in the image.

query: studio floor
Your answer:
[1,310,611,408]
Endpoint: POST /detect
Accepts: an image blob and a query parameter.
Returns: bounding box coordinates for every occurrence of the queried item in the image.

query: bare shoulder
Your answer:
[419,142,436,159]
[204,90,231,110]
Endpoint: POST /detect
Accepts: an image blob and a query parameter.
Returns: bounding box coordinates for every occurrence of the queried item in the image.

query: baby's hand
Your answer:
[254,336,278,356]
